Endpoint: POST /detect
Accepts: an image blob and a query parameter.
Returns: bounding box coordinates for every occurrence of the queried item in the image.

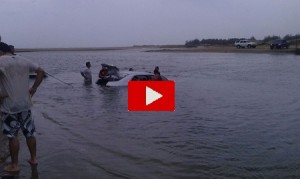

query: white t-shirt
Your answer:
[0,55,39,113]
[82,68,92,81]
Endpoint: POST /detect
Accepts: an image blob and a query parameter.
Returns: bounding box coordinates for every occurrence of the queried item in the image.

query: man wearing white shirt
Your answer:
[0,42,45,172]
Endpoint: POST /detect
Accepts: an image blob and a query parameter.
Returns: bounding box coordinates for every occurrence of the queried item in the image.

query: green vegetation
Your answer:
[185,34,299,47]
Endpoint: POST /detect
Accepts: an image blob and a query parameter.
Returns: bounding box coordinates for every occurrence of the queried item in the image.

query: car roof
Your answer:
[120,71,168,79]
[120,70,152,75]
[101,63,119,71]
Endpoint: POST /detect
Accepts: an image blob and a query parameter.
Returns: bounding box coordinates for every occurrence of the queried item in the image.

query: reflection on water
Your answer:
[30,165,38,179]
[3,50,300,178]
[0,165,38,179]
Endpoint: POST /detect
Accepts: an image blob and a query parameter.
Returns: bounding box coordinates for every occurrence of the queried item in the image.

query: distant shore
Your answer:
[15,47,132,53]
[145,45,299,54]
[15,45,299,54]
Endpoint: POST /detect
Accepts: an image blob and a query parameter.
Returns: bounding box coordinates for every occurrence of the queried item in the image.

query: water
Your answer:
[7,49,300,178]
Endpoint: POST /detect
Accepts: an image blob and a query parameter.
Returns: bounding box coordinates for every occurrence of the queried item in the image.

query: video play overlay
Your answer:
[128,81,175,111]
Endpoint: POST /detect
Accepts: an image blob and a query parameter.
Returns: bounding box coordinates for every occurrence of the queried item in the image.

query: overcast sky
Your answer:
[0,0,299,48]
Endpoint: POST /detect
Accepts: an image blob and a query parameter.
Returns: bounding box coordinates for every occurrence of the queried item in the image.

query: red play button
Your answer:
[128,81,175,111]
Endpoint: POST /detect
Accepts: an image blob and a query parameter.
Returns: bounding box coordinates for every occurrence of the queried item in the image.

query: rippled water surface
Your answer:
[11,49,300,178]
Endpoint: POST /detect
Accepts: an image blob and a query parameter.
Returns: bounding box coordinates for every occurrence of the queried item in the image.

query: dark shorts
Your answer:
[1,110,36,138]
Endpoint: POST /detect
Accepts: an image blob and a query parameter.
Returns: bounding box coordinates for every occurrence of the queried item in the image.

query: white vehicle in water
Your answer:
[96,64,168,86]
[234,40,256,48]
[106,71,168,87]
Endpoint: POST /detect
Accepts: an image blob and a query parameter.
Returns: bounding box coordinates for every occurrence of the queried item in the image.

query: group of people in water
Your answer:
[80,61,162,83]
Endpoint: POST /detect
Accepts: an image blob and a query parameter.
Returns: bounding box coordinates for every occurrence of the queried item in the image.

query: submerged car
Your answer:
[95,63,168,86]
[106,71,168,87]
[270,39,289,49]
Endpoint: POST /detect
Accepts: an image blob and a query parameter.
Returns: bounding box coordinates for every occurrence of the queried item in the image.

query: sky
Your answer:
[0,0,299,48]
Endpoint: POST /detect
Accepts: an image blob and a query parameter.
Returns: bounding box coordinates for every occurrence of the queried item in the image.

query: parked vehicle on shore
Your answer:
[270,39,289,49]
[234,40,257,48]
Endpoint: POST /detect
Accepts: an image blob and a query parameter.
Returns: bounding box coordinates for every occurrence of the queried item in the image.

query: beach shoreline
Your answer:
[15,45,299,54]
[15,47,132,53]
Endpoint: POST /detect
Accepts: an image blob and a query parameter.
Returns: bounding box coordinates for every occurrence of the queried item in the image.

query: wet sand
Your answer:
[0,134,8,164]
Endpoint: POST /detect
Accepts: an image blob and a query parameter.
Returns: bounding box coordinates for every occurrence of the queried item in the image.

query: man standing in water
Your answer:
[152,66,162,80]
[80,61,92,83]
[153,66,160,75]
[0,42,45,172]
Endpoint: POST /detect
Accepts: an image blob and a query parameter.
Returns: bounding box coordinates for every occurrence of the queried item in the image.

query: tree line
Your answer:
[185,34,299,47]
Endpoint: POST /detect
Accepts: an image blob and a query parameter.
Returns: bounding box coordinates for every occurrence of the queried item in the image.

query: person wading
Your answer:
[80,61,92,82]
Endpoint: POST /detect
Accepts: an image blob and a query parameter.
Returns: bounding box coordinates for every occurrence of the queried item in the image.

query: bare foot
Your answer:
[4,164,20,172]
[27,159,38,166]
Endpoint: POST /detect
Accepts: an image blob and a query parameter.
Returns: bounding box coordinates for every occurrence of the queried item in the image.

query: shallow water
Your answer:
[6,49,300,178]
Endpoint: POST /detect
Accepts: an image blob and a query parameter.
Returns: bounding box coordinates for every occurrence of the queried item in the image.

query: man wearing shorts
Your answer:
[0,42,45,172]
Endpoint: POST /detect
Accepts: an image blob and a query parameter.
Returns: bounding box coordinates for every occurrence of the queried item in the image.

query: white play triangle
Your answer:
[146,86,163,105]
